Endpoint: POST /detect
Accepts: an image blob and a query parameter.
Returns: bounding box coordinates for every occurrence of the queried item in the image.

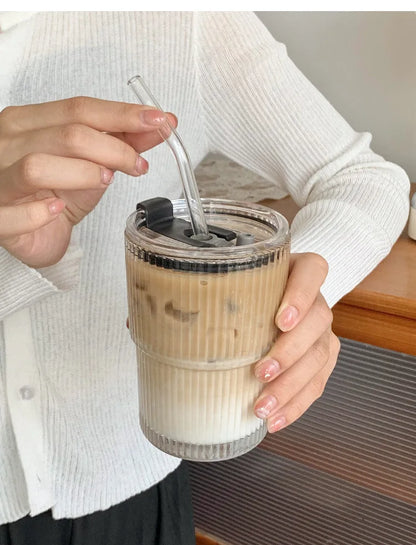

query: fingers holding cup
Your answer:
[255,330,341,433]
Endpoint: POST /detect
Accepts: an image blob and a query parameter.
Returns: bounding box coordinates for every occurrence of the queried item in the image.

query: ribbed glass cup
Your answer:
[125,199,290,461]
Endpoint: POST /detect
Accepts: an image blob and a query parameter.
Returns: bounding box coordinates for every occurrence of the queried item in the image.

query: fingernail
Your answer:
[277,305,299,331]
[101,168,114,185]
[254,358,280,382]
[48,199,65,215]
[268,415,286,433]
[140,109,166,126]
[136,156,148,174]
[254,395,278,419]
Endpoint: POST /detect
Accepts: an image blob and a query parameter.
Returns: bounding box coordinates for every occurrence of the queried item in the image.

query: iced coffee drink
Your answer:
[125,198,290,461]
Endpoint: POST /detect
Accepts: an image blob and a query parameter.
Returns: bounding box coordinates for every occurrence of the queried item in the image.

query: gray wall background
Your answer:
[255,12,415,182]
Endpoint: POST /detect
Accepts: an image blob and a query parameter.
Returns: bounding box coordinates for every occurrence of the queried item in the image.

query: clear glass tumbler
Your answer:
[125,198,290,461]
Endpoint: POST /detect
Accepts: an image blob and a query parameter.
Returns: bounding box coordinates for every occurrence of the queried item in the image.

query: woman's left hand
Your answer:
[253,252,341,433]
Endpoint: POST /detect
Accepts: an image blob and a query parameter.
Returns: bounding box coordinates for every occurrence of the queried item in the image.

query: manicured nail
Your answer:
[254,395,278,419]
[101,168,114,185]
[277,305,299,331]
[48,200,65,215]
[268,415,286,433]
[254,358,280,382]
[140,109,166,126]
[136,156,148,174]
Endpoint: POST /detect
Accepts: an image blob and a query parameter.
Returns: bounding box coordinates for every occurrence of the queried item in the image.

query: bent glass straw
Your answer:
[128,75,209,238]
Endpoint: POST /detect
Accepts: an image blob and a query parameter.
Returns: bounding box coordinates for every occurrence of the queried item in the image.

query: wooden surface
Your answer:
[259,419,416,506]
[260,183,416,355]
[196,530,230,545]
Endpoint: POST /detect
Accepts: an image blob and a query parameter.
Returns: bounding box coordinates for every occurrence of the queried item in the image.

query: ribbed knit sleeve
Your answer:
[0,241,82,321]
[194,12,410,307]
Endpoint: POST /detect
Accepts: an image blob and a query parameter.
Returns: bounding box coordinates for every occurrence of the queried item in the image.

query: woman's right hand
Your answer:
[0,97,176,268]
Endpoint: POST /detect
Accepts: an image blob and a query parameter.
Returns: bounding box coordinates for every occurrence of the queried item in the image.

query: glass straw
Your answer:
[128,75,209,238]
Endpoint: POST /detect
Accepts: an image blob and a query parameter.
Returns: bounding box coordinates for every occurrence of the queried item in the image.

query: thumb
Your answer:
[276,252,328,332]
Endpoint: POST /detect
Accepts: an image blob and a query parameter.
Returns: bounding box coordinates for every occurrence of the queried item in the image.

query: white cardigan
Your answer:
[0,11,410,523]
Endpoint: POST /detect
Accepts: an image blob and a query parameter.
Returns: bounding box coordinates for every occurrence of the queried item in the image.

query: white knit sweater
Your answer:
[0,12,410,523]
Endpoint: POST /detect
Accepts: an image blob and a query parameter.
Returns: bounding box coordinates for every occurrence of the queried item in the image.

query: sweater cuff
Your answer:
[289,202,403,309]
[0,243,82,321]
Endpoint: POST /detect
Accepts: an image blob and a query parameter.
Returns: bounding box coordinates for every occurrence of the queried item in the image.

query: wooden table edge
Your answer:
[196,529,233,545]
